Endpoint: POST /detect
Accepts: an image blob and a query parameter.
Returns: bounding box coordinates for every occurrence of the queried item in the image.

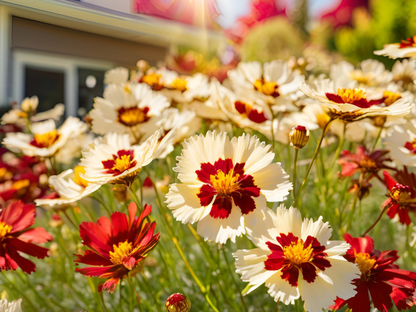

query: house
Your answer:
[0,0,224,117]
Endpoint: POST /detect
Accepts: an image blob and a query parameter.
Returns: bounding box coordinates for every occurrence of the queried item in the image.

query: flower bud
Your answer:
[113,184,128,202]
[136,60,150,73]
[165,293,191,312]
[21,96,38,114]
[289,125,309,149]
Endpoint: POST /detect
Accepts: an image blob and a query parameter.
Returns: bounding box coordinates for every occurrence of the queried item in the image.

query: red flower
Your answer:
[0,200,52,273]
[337,146,391,178]
[196,158,260,219]
[330,234,416,312]
[264,232,331,287]
[382,170,416,226]
[75,203,160,293]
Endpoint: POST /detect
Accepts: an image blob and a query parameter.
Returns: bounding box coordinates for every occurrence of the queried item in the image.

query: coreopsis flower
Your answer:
[337,146,392,178]
[166,131,292,244]
[233,205,359,312]
[35,166,101,209]
[165,293,191,312]
[74,203,160,293]
[289,125,309,149]
[0,298,22,312]
[374,36,416,59]
[227,60,305,105]
[391,59,416,91]
[79,130,163,187]
[0,200,52,273]
[89,83,169,142]
[3,117,87,157]
[330,234,416,312]
[384,124,416,167]
[330,60,392,87]
[300,78,412,122]
[382,170,416,226]
[104,67,129,84]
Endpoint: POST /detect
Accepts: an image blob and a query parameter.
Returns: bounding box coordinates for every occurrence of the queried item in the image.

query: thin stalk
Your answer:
[346,172,365,233]
[137,175,144,208]
[270,116,276,151]
[329,122,346,173]
[361,206,388,237]
[292,148,299,201]
[140,272,162,312]
[372,126,384,151]
[1,273,38,311]
[90,195,112,217]
[296,118,334,206]
[128,187,143,212]
[127,275,141,312]
[99,291,109,312]
[222,248,248,312]
[61,209,78,229]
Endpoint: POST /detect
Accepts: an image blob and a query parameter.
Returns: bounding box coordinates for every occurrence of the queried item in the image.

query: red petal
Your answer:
[19,227,53,243]
[8,238,49,259]
[128,202,137,228]
[98,277,119,293]
[234,101,246,114]
[300,262,317,283]
[232,192,256,215]
[197,184,216,207]
[343,233,374,255]
[280,264,299,287]
[328,297,347,310]
[122,256,136,270]
[209,196,232,219]
[368,280,394,312]
[383,171,397,191]
[79,221,112,256]
[110,212,129,244]
[326,93,344,103]
[74,250,112,266]
[248,109,268,123]
[344,281,372,312]
[0,201,35,232]
[276,233,299,248]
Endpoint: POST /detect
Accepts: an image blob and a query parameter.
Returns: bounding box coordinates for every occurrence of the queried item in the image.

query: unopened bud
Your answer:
[113,184,128,202]
[165,293,191,312]
[21,96,38,114]
[289,125,309,149]
[136,60,150,73]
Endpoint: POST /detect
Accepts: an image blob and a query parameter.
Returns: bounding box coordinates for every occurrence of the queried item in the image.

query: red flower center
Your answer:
[102,150,137,176]
[29,130,60,148]
[404,139,416,154]
[234,101,268,123]
[117,107,150,127]
[264,232,331,287]
[400,36,416,48]
[325,88,384,108]
[390,183,413,206]
[254,78,280,97]
[196,158,260,219]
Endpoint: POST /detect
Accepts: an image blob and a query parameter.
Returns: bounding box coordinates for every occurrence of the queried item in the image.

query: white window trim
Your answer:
[12,49,114,116]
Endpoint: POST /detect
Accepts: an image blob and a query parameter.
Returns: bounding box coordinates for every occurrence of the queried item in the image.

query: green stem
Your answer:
[99,291,109,312]
[127,275,141,312]
[90,195,112,217]
[128,187,143,212]
[329,122,346,173]
[296,118,334,207]
[372,126,384,152]
[346,172,365,233]
[1,273,38,311]
[292,148,299,201]
[140,272,162,312]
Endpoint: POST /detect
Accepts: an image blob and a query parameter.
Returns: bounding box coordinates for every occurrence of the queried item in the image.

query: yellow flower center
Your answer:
[33,130,60,148]
[73,166,89,187]
[337,88,367,103]
[110,241,132,265]
[0,167,8,180]
[210,169,240,197]
[12,179,30,191]
[283,240,313,266]
[109,240,141,268]
[141,73,161,87]
[118,107,147,127]
[170,78,188,92]
[383,91,401,106]
[0,221,12,239]
[112,155,132,173]
[316,113,331,129]
[360,156,378,172]
[254,79,279,96]
[355,252,376,279]
[350,70,372,85]
[391,186,413,205]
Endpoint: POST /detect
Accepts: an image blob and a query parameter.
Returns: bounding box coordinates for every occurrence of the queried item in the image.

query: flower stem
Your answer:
[292,148,299,201]
[361,205,388,237]
[140,272,162,312]
[329,121,346,174]
[372,126,383,152]
[99,291,109,312]
[127,275,141,312]
[296,118,333,207]
[346,172,365,232]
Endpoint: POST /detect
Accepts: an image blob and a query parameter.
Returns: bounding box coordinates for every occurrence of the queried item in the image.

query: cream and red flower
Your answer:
[384,124,416,167]
[3,117,87,157]
[227,60,305,104]
[330,234,416,312]
[233,206,359,312]
[79,131,163,187]
[74,203,160,293]
[35,166,101,209]
[89,83,169,142]
[382,170,416,226]
[104,67,129,85]
[374,36,416,59]
[300,79,411,122]
[0,200,52,274]
[165,131,292,244]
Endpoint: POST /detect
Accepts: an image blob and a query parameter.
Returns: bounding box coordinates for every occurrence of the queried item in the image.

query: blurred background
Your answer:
[0,0,415,118]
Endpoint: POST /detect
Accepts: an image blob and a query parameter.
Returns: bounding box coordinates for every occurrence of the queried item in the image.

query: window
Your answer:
[78,68,105,118]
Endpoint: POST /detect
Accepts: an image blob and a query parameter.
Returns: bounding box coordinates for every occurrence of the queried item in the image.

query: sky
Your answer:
[216,0,340,28]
